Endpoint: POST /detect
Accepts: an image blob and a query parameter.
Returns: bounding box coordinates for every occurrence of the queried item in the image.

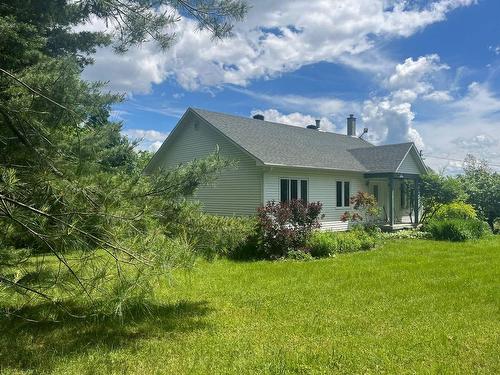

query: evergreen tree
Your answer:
[0,0,246,318]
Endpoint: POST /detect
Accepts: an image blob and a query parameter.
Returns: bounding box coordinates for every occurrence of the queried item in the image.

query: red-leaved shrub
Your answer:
[257,200,323,258]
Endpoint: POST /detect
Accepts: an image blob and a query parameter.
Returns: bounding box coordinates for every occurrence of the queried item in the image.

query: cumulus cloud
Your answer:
[250,109,336,132]
[357,53,459,150]
[387,54,450,101]
[357,54,451,149]
[361,99,424,149]
[416,82,500,172]
[80,0,475,93]
[122,129,169,151]
[238,53,458,151]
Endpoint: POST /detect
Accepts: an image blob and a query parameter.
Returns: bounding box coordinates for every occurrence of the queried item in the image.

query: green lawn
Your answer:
[1,237,499,374]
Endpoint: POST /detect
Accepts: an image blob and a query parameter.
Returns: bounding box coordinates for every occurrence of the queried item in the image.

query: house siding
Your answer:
[263,167,367,231]
[397,151,421,174]
[151,115,263,216]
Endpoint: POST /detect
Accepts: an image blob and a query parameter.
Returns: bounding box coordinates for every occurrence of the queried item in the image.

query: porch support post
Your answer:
[414,178,419,225]
[388,177,395,227]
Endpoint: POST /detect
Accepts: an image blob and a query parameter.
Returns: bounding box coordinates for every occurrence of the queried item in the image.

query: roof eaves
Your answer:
[262,162,368,173]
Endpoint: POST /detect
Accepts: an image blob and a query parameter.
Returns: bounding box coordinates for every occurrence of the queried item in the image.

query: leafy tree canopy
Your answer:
[458,154,500,227]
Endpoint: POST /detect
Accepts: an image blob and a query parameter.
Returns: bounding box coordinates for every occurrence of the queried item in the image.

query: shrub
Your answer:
[306,231,338,257]
[194,215,258,258]
[286,249,314,261]
[163,203,258,258]
[381,230,431,240]
[434,202,477,220]
[426,218,491,241]
[340,192,381,226]
[306,228,378,257]
[494,218,500,234]
[257,200,323,258]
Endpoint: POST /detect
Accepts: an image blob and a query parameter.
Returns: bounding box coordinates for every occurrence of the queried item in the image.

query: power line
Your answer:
[424,154,500,168]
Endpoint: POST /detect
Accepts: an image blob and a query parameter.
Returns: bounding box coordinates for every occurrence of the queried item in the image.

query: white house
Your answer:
[145,108,427,231]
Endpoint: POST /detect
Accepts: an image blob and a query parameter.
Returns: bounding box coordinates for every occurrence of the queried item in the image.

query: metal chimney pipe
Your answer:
[347,114,356,136]
[315,119,321,129]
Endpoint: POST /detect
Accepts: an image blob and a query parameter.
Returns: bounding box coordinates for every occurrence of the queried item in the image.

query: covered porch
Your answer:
[365,172,421,231]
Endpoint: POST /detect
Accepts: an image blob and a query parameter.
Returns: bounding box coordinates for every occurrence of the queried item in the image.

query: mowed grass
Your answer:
[1,237,499,374]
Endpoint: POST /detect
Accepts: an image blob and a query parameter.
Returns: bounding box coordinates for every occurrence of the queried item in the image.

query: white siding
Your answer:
[151,114,263,216]
[397,151,422,174]
[263,167,367,231]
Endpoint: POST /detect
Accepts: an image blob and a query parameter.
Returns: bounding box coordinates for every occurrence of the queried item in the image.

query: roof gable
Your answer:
[396,145,427,174]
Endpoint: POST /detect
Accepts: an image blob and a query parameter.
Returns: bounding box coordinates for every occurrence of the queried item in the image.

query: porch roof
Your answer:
[349,143,420,174]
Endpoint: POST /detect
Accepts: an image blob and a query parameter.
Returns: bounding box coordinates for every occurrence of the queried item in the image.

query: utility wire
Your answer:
[424,154,500,168]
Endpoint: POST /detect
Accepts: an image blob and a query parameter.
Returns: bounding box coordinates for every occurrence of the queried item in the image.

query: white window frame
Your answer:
[279,178,309,202]
[336,180,351,208]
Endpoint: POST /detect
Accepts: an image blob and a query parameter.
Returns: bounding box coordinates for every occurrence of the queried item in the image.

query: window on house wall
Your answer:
[373,184,379,201]
[280,179,289,203]
[336,181,351,207]
[290,179,298,200]
[280,178,308,203]
[344,181,350,207]
[336,181,343,207]
[300,180,308,201]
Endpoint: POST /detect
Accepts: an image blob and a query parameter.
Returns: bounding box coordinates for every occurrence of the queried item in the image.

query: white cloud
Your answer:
[489,45,500,55]
[361,98,424,149]
[356,54,453,150]
[122,128,169,151]
[109,109,129,121]
[80,0,475,93]
[250,109,336,132]
[238,53,459,151]
[387,54,450,101]
[416,82,500,172]
[231,87,354,116]
[452,134,499,149]
[355,53,460,151]
[388,55,449,89]
[422,90,453,102]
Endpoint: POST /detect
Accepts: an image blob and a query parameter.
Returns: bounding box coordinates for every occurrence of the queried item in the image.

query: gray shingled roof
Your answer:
[349,143,414,173]
[189,108,419,173]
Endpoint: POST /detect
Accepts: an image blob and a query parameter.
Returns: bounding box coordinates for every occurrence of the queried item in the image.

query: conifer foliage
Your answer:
[0,0,247,318]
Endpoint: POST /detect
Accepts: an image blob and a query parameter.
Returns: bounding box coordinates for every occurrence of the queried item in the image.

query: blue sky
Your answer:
[82,0,500,172]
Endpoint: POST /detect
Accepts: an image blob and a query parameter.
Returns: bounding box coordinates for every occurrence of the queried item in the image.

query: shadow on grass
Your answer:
[0,299,212,373]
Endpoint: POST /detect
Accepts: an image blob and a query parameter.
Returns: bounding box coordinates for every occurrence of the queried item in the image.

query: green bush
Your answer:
[306,228,378,257]
[493,218,500,234]
[434,202,477,220]
[381,230,431,240]
[191,215,258,258]
[306,231,338,257]
[286,249,314,261]
[164,205,258,258]
[426,219,491,241]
